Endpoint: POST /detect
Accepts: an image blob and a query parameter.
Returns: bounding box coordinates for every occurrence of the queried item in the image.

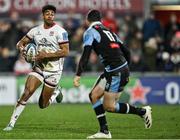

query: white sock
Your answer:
[9,101,26,127]
[49,88,59,104]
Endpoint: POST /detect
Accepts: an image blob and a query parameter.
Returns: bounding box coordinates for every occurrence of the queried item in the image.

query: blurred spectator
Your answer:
[0,21,18,72]
[102,10,119,33]
[64,11,81,39]
[0,48,13,72]
[142,11,163,42]
[10,11,19,22]
[161,52,175,72]
[129,31,148,72]
[170,31,180,72]
[0,11,22,72]
[13,55,32,76]
[123,15,139,46]
[86,51,103,72]
[0,8,179,73]
[64,26,85,72]
[63,11,82,71]
[170,31,180,52]
[142,12,163,71]
[144,38,158,71]
[18,20,35,39]
[74,51,103,73]
[129,54,148,72]
[70,27,84,53]
[164,13,180,45]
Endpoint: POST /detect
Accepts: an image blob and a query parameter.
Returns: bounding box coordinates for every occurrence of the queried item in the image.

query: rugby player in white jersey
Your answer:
[3,5,69,131]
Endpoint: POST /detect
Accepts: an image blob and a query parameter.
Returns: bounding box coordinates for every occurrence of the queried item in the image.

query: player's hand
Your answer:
[34,50,47,62]
[19,47,26,58]
[73,76,81,87]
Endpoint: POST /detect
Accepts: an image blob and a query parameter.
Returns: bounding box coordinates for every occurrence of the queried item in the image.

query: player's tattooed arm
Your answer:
[16,36,31,53]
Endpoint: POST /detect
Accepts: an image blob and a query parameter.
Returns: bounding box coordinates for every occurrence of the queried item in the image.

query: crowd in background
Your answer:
[0,10,180,75]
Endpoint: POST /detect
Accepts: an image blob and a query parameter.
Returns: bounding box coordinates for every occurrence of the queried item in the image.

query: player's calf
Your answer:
[103,103,116,112]
[38,95,50,109]
[38,99,49,109]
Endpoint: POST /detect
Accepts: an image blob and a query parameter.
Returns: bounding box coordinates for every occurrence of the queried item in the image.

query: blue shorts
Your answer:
[95,66,129,93]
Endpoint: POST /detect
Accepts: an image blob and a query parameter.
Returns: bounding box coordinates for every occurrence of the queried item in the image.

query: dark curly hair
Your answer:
[87,9,101,22]
[42,5,56,14]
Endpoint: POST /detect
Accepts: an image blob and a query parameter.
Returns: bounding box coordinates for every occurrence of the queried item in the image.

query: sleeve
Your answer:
[26,28,35,40]
[83,30,94,47]
[57,28,69,44]
[76,46,92,76]
[76,30,94,76]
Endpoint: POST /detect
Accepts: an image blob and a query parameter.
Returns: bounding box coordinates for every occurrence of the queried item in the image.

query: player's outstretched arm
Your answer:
[76,45,92,77]
[73,46,92,87]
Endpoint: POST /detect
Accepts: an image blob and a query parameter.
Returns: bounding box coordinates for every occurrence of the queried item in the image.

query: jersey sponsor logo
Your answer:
[110,43,120,48]
[40,38,48,44]
[38,38,57,51]
[36,31,41,35]
[49,31,54,36]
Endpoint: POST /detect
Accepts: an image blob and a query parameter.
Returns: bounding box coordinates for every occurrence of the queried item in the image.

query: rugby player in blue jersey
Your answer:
[74,10,152,139]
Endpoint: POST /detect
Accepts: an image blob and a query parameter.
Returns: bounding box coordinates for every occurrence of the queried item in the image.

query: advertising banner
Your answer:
[16,75,180,105]
[0,0,144,14]
[123,76,180,105]
[0,76,17,105]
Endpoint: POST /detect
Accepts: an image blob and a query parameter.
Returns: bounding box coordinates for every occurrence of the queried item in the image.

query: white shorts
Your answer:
[29,67,62,88]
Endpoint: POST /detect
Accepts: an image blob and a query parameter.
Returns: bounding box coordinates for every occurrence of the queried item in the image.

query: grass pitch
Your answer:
[0,104,180,139]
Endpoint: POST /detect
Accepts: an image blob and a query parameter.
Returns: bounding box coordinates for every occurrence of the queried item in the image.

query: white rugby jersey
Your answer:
[26,23,69,72]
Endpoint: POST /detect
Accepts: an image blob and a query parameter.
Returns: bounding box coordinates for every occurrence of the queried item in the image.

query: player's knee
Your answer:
[90,92,100,103]
[89,92,92,102]
[103,104,115,112]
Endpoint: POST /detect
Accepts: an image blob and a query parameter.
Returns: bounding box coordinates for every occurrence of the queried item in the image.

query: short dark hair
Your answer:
[87,9,101,22]
[42,5,56,13]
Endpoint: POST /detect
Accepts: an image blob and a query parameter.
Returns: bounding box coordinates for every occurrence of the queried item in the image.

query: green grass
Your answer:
[0,104,180,139]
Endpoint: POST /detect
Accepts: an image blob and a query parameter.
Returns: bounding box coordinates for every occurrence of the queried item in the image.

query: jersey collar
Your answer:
[89,21,102,29]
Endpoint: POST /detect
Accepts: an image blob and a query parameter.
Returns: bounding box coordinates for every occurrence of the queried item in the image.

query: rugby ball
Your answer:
[25,43,37,63]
